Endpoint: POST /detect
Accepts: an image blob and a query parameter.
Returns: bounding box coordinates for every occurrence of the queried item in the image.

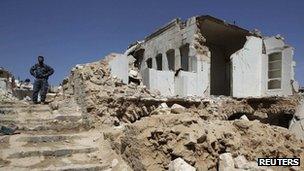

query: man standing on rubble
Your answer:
[30,56,54,104]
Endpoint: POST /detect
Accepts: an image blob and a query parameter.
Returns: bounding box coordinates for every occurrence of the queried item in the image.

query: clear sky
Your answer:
[0,0,303,86]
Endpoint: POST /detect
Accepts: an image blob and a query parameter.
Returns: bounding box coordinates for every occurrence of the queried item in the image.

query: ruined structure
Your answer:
[126,15,298,98]
[0,67,14,93]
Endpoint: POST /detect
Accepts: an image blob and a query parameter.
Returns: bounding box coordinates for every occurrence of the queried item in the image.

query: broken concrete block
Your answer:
[233,120,251,129]
[150,108,171,116]
[111,158,119,167]
[183,133,197,147]
[108,54,129,84]
[234,155,248,169]
[159,102,168,109]
[219,153,235,171]
[75,64,84,69]
[171,104,185,114]
[129,70,138,77]
[240,115,249,121]
[168,158,196,171]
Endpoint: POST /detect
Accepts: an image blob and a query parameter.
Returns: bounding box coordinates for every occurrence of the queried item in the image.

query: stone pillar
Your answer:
[152,57,157,69]
[163,52,169,71]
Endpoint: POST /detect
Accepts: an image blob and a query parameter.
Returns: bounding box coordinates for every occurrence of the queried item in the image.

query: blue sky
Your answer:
[0,0,303,86]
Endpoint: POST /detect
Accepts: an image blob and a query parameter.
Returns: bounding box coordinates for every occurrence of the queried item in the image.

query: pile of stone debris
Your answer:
[105,102,304,171]
[46,53,304,171]
[0,89,17,102]
[51,53,163,125]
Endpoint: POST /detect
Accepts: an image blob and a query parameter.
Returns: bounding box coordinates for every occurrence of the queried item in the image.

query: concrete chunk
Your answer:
[168,158,196,171]
[219,153,234,171]
[171,104,185,114]
[234,155,248,169]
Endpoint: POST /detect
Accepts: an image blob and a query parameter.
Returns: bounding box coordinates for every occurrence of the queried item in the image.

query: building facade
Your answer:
[125,15,298,98]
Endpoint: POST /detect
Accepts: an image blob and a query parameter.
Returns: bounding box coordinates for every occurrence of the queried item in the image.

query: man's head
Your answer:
[38,56,44,65]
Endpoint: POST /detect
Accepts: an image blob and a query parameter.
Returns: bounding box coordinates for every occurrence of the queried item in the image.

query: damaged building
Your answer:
[0,67,14,93]
[125,15,299,98]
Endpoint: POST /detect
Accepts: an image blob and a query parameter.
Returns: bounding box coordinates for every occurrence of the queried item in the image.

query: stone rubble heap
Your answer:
[105,102,304,170]
[0,89,17,102]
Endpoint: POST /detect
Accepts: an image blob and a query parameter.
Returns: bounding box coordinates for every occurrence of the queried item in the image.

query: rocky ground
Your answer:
[1,53,304,171]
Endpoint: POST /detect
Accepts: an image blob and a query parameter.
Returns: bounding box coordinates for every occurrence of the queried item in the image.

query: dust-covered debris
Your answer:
[106,111,304,170]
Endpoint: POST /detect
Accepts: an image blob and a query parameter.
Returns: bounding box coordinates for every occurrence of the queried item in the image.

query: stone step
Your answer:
[20,114,82,122]
[42,164,107,171]
[16,134,81,143]
[0,103,28,107]
[19,121,84,131]
[4,146,98,159]
[18,108,51,114]
[0,107,16,112]
[0,118,18,125]
[0,154,107,171]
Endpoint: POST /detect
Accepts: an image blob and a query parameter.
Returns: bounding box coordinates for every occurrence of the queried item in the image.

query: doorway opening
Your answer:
[197,16,249,95]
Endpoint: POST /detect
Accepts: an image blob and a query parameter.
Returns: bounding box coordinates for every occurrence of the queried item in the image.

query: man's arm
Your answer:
[30,65,36,77]
[45,65,54,77]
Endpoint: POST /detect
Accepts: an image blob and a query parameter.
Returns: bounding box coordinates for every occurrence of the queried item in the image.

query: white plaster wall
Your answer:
[138,17,201,97]
[231,36,263,98]
[261,53,268,95]
[175,71,196,97]
[174,56,206,97]
[142,68,175,96]
[140,18,198,72]
[109,54,129,84]
[201,60,210,96]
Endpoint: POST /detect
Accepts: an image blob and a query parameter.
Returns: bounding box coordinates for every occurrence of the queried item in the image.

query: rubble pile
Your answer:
[107,108,304,170]
[46,53,304,171]
[0,89,17,102]
[53,53,163,125]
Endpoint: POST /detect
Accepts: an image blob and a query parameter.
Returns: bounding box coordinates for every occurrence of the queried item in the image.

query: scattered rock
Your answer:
[240,115,249,121]
[234,155,248,169]
[219,153,234,171]
[160,102,168,109]
[111,158,119,167]
[171,104,186,114]
[129,70,138,77]
[233,120,250,129]
[168,158,196,171]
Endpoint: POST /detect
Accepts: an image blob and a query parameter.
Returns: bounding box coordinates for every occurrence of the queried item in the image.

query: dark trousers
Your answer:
[32,79,48,102]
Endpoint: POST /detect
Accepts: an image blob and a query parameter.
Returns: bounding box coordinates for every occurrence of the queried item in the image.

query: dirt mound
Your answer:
[107,112,304,170]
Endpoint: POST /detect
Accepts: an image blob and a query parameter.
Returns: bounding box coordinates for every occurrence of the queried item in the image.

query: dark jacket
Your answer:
[30,63,54,79]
